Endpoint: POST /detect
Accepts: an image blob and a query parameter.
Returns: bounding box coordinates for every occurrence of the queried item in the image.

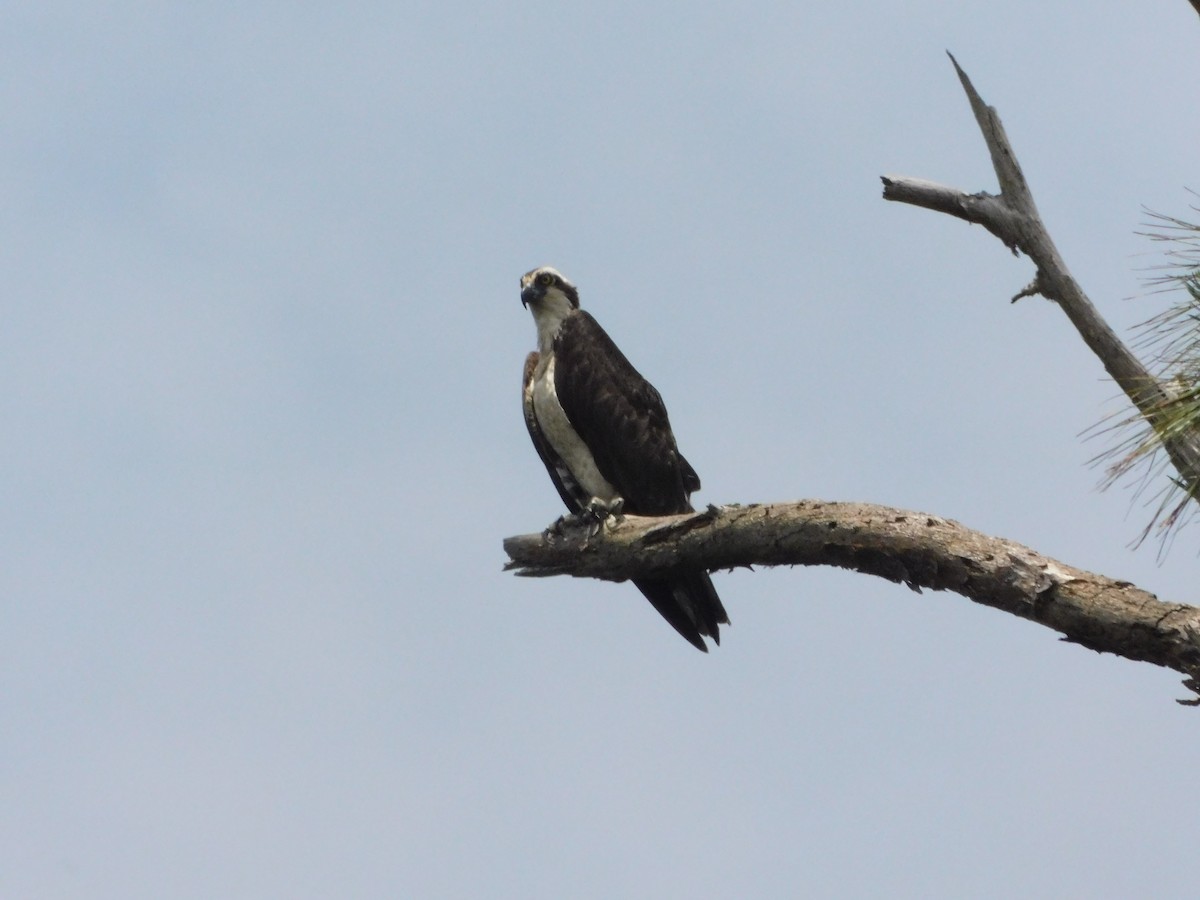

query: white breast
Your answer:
[532,356,620,504]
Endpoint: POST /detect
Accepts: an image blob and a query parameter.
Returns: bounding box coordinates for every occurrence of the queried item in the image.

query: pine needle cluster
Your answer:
[1095,200,1200,550]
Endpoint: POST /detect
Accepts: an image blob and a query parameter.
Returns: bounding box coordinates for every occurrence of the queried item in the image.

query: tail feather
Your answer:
[633,572,730,651]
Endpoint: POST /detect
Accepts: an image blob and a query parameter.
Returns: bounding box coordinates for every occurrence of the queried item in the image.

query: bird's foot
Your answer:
[579,496,624,538]
[543,515,573,542]
[586,496,624,521]
[543,497,625,545]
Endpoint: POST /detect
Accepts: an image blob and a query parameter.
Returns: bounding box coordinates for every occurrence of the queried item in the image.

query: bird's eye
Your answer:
[536,272,554,287]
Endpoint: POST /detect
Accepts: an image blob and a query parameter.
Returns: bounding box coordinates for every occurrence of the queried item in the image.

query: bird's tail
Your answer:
[633,572,730,652]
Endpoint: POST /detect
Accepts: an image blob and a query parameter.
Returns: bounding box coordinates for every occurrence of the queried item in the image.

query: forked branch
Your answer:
[881,54,1200,506]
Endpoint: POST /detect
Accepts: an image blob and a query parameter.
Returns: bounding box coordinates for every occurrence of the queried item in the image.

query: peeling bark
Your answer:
[504,502,1200,702]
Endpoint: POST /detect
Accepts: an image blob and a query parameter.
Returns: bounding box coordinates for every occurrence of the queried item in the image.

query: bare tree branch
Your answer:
[505,56,1200,703]
[504,502,1200,701]
[881,54,1200,509]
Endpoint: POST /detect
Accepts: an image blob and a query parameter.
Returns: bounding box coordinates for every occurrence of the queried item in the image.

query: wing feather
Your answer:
[552,312,694,515]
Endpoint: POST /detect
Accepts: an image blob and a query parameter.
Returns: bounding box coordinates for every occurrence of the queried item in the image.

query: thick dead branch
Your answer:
[504,502,1200,701]
[881,54,1200,505]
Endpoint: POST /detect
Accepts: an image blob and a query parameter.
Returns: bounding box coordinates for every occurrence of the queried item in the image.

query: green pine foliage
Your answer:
[1095,201,1200,549]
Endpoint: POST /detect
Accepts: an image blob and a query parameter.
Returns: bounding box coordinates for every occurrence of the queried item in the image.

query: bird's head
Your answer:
[520,266,580,311]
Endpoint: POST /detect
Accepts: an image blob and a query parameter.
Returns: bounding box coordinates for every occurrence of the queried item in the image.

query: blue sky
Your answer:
[2,3,1199,897]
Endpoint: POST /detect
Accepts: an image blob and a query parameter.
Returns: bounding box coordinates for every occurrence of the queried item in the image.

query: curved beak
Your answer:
[520,284,538,308]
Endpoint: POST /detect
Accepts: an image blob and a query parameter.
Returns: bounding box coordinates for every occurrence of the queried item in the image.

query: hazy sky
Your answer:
[3,3,1199,897]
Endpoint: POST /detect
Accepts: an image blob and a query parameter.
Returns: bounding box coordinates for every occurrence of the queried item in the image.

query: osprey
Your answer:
[519,265,729,651]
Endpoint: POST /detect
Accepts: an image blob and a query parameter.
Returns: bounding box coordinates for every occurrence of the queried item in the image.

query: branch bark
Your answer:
[881,54,1200,506]
[504,502,1200,701]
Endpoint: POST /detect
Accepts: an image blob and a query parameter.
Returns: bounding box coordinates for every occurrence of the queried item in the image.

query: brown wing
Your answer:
[551,311,696,516]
